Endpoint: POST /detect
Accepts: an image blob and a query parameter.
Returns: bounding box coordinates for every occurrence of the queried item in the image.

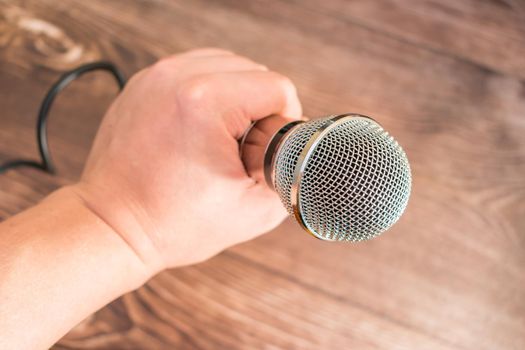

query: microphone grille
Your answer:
[273,115,411,242]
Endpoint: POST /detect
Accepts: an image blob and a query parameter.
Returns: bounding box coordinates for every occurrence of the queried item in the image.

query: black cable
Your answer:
[0,61,126,175]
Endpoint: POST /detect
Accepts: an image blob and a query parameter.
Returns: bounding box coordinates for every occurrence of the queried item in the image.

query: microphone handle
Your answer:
[239,115,303,188]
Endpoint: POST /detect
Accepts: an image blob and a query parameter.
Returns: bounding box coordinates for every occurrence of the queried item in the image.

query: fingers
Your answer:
[153,49,303,139]
[240,183,289,239]
[231,71,301,122]
[178,71,302,139]
[150,49,267,84]
[177,48,234,58]
[167,55,268,80]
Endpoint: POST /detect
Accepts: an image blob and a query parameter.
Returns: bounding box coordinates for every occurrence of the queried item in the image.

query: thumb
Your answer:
[242,183,289,236]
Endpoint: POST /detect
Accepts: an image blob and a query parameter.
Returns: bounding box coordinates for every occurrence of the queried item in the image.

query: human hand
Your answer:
[70,48,302,274]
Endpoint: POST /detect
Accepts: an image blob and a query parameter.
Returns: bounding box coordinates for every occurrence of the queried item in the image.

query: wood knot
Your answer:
[0,4,98,71]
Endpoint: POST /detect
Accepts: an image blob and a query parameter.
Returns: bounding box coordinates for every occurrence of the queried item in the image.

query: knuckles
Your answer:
[145,59,214,111]
[139,57,298,121]
[148,58,181,78]
[175,76,213,108]
[269,72,297,95]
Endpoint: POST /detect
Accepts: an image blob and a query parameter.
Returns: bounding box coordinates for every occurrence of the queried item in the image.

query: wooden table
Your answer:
[1,1,524,349]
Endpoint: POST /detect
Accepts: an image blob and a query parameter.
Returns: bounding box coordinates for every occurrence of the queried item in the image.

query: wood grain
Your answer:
[1,0,524,349]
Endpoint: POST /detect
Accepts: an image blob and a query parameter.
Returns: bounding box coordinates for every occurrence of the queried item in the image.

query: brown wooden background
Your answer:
[1,0,525,349]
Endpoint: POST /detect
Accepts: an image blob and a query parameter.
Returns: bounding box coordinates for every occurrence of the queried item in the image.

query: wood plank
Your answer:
[0,0,524,349]
[56,252,455,350]
[293,0,525,79]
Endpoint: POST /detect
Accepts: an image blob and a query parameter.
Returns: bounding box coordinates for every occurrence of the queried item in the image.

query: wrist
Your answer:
[66,181,166,274]
[47,186,158,288]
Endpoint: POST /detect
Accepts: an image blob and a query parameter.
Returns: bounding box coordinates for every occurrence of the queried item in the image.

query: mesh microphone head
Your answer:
[272,114,411,242]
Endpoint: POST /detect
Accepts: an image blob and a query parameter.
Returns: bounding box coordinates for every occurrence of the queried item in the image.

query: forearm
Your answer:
[0,187,151,349]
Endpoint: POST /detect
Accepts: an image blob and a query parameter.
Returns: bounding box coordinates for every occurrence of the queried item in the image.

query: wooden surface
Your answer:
[1,1,524,349]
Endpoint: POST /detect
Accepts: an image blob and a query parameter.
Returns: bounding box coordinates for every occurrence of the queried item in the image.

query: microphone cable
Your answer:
[0,62,126,175]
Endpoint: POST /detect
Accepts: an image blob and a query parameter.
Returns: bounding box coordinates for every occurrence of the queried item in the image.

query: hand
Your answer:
[70,48,303,274]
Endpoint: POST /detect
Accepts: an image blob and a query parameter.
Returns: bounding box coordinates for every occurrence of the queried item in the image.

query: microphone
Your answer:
[239,113,411,242]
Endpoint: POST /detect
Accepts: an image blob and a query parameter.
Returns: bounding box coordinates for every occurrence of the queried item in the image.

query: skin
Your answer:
[0,48,302,349]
